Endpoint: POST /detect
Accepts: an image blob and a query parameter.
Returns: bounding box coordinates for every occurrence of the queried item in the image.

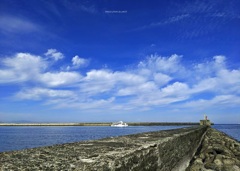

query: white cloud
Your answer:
[1,50,240,113]
[126,85,190,108]
[15,88,76,101]
[213,55,225,65]
[80,55,183,97]
[44,49,64,61]
[161,82,189,96]
[138,54,184,74]
[154,73,172,86]
[114,72,146,85]
[213,95,240,105]
[181,95,240,109]
[3,53,46,72]
[55,97,115,110]
[66,55,89,70]
[84,69,145,85]
[0,70,17,83]
[85,69,112,80]
[192,77,218,93]
[0,52,82,87]
[72,55,88,68]
[0,53,46,83]
[39,71,82,87]
[80,69,147,96]
[216,69,240,94]
[191,57,240,95]
[125,82,191,107]
[80,70,115,95]
[117,81,158,96]
[193,55,226,78]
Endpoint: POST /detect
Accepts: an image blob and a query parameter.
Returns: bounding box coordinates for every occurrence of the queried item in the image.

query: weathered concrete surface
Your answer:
[0,126,207,171]
[187,128,240,171]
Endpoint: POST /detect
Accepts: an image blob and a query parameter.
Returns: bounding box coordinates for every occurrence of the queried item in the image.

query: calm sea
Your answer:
[0,125,239,152]
[212,124,240,141]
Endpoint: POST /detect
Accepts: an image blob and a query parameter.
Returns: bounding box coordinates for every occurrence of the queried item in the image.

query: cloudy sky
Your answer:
[0,0,240,123]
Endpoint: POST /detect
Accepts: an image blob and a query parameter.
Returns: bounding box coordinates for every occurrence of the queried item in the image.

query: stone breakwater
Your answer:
[187,128,240,171]
[0,126,206,171]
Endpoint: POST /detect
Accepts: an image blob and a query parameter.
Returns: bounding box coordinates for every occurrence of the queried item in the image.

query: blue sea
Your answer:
[212,124,240,141]
[0,124,239,153]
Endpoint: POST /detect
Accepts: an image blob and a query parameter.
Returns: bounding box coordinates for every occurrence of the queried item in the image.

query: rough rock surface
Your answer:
[0,126,206,171]
[187,128,240,171]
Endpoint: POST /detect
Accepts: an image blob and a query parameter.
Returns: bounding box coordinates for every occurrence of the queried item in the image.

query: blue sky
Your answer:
[0,0,240,123]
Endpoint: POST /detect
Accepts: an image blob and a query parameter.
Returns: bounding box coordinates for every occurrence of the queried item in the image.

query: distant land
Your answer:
[0,122,200,126]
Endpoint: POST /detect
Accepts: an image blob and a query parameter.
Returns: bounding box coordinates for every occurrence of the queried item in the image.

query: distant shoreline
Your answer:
[0,122,199,126]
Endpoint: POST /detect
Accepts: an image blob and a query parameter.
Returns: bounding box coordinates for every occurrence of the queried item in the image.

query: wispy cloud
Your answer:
[0,16,39,34]
[176,0,240,38]
[132,14,190,31]
[132,0,239,39]
[61,1,97,14]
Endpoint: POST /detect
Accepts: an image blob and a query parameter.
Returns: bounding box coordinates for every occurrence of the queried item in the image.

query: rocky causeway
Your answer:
[187,128,240,171]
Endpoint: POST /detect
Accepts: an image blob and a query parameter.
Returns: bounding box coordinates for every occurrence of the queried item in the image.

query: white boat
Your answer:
[111,121,128,127]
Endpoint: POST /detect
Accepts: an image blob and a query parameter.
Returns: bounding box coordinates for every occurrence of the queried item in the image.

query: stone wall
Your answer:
[0,126,207,171]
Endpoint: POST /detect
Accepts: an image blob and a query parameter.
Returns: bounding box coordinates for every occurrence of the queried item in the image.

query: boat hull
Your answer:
[111,125,128,127]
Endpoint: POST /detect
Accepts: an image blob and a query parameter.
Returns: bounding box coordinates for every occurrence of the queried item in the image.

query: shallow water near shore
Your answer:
[0,124,239,152]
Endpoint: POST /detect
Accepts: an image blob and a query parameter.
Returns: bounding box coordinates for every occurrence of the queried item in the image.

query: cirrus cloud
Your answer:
[0,15,39,34]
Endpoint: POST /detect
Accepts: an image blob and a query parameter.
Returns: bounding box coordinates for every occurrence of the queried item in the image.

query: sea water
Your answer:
[0,125,239,152]
[0,125,187,152]
[213,124,240,141]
